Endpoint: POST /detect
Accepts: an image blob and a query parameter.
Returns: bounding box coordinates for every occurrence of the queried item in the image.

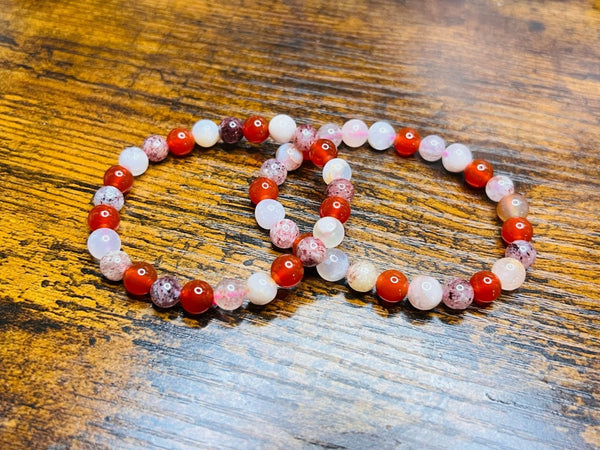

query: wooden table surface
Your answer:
[1,0,599,448]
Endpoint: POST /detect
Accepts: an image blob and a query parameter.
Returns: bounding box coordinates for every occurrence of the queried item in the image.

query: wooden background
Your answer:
[1,0,599,448]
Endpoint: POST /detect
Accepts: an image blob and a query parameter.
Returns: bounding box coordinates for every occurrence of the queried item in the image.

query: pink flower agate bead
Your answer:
[442,278,474,310]
[214,278,248,310]
[317,123,343,147]
[293,124,318,154]
[325,179,355,202]
[486,175,515,202]
[407,275,443,310]
[259,158,288,186]
[492,257,526,291]
[313,217,344,248]
[99,250,132,281]
[342,119,368,148]
[418,135,446,162]
[442,143,473,173]
[367,121,395,151]
[142,135,169,162]
[255,199,285,230]
[505,240,536,268]
[270,219,300,249]
[295,236,327,267]
[276,143,303,171]
[150,276,182,309]
[87,228,121,259]
[93,186,124,211]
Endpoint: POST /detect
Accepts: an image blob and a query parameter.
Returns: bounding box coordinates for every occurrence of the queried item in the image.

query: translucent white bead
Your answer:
[247,271,278,305]
[275,143,303,171]
[492,257,526,291]
[192,119,219,147]
[442,143,473,173]
[407,275,443,310]
[255,199,285,230]
[118,146,149,176]
[346,260,378,292]
[317,123,343,147]
[316,248,349,282]
[418,135,446,162]
[313,217,344,248]
[322,158,352,184]
[486,175,515,202]
[268,114,297,144]
[87,228,121,260]
[367,121,395,151]
[93,186,124,211]
[341,119,369,147]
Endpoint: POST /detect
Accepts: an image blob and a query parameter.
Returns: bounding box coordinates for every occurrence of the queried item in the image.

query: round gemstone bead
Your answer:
[268,114,297,144]
[192,119,220,148]
[293,124,318,157]
[322,158,352,184]
[118,146,149,177]
[218,117,244,144]
[269,218,299,249]
[292,232,313,255]
[313,217,345,248]
[325,179,355,202]
[497,193,529,221]
[247,271,279,305]
[99,250,132,282]
[492,257,526,291]
[485,175,515,202]
[464,159,494,188]
[249,177,279,204]
[505,240,537,268]
[418,135,446,162]
[275,143,303,171]
[259,158,288,186]
[501,217,533,243]
[441,278,474,310]
[180,280,214,315]
[393,127,421,157]
[123,262,157,296]
[341,119,368,148]
[214,278,248,310]
[346,260,378,292]
[407,275,443,310]
[142,135,169,162]
[271,255,304,288]
[243,115,269,144]
[167,127,195,156]
[295,236,327,267]
[255,199,285,230]
[309,139,338,167]
[88,204,120,231]
[103,165,134,194]
[316,248,349,282]
[87,228,121,259]
[470,271,502,305]
[442,143,473,172]
[317,123,343,147]
[93,185,124,211]
[319,196,351,224]
[376,269,409,303]
[150,275,182,309]
[368,121,395,151]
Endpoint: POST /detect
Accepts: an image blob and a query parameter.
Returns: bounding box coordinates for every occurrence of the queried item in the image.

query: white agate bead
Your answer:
[247,272,278,305]
[492,257,526,291]
[367,121,395,151]
[442,143,473,172]
[87,228,121,260]
[342,119,369,147]
[268,114,297,144]
[322,158,352,184]
[486,175,515,202]
[275,143,303,171]
[418,135,446,162]
[192,119,219,147]
[313,217,344,248]
[346,260,378,292]
[407,275,443,310]
[255,199,285,230]
[118,146,148,176]
[316,248,349,282]
[317,123,343,147]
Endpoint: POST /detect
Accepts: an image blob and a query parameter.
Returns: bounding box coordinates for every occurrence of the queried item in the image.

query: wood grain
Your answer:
[1,0,599,447]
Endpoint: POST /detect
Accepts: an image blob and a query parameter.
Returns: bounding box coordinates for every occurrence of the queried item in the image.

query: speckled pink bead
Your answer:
[150,276,182,309]
[295,236,327,267]
[442,278,474,310]
[407,275,443,310]
[275,143,303,171]
[99,250,132,281]
[142,135,169,162]
[293,124,318,154]
[485,175,515,202]
[492,257,526,291]
[270,219,300,249]
[341,119,368,148]
[505,240,536,268]
[214,278,248,310]
[325,179,355,202]
[259,158,288,185]
[93,186,124,211]
[317,123,343,147]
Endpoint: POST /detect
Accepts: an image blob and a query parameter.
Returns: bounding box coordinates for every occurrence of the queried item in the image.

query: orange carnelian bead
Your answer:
[271,255,304,288]
[376,269,409,303]
[393,127,421,157]
[309,139,338,168]
[103,165,134,194]
[88,204,120,230]
[319,196,351,224]
[167,127,195,156]
[180,280,214,315]
[243,115,269,144]
[464,159,494,188]
[470,271,501,305]
[249,177,279,204]
[123,262,157,296]
[292,232,313,255]
[501,217,533,243]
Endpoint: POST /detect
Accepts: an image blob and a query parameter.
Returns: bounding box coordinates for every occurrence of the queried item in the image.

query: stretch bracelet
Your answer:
[87,114,536,315]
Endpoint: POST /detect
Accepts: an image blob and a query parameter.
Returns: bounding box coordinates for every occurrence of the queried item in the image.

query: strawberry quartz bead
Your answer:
[103,165,134,194]
[376,269,409,303]
[219,117,244,144]
[293,124,318,159]
[464,159,494,188]
[309,139,338,168]
[123,262,158,296]
[294,236,327,267]
[249,177,279,204]
[180,280,214,315]
[325,179,355,202]
[501,217,534,243]
[150,276,182,309]
[292,233,313,255]
[167,128,195,156]
[88,204,120,230]
[243,115,269,144]
[394,127,421,157]
[319,196,351,224]
[470,271,501,305]
[271,255,304,288]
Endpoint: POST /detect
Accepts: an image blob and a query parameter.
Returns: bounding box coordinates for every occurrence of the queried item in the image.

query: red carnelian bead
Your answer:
[249,177,279,204]
[319,196,351,224]
[123,262,157,296]
[167,127,195,156]
[393,127,421,157]
[292,232,313,255]
[309,139,338,168]
[470,271,502,305]
[243,115,269,144]
[88,204,120,230]
[464,159,494,188]
[501,217,533,243]
[376,269,409,303]
[271,255,304,288]
[180,280,214,315]
[103,165,134,194]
